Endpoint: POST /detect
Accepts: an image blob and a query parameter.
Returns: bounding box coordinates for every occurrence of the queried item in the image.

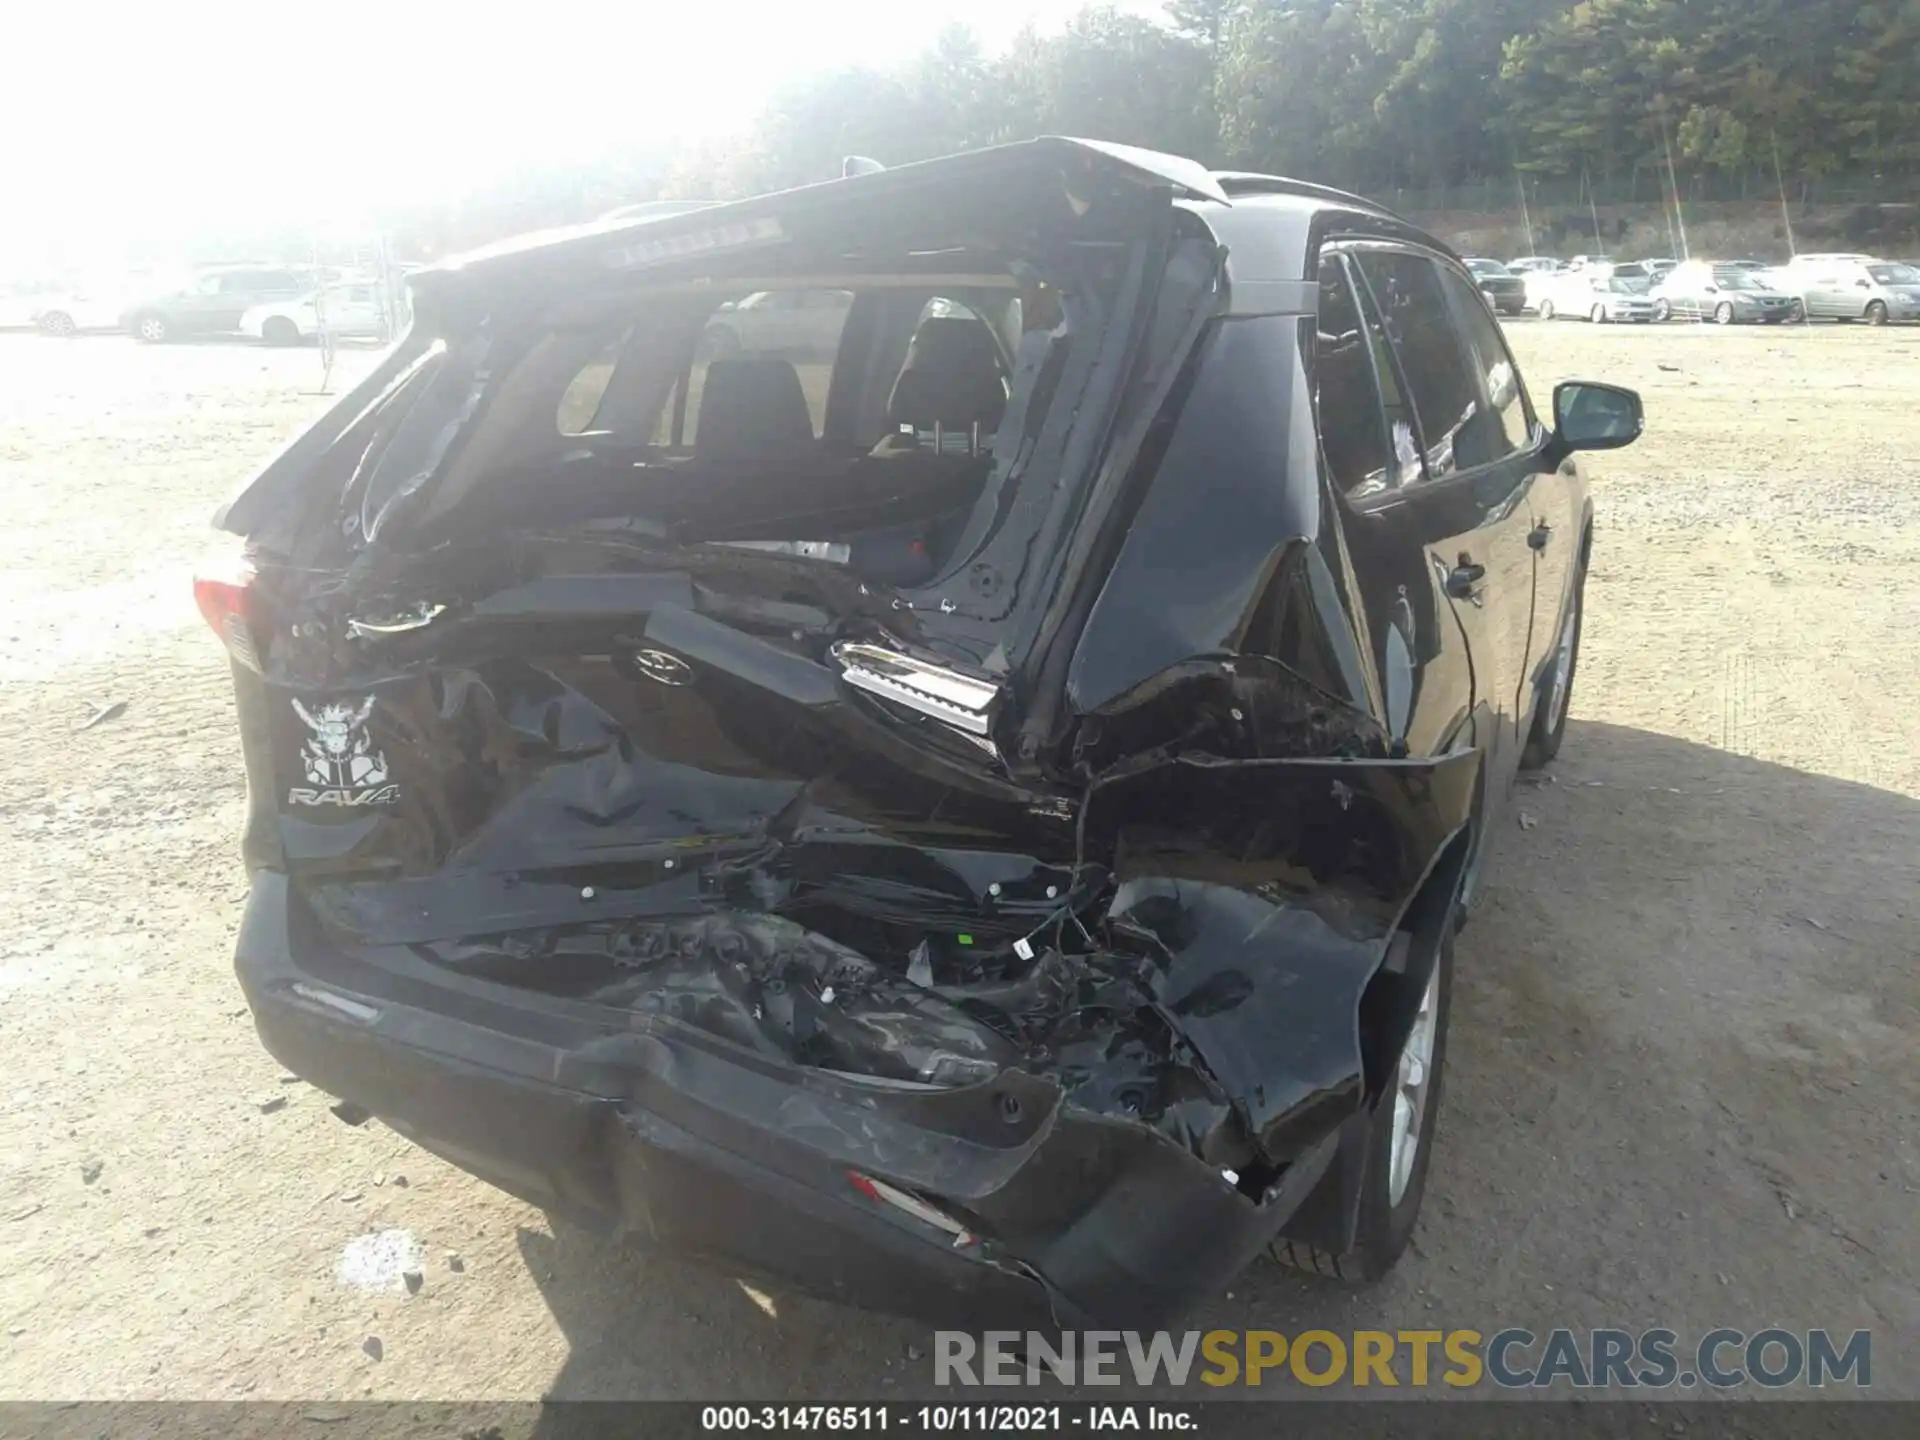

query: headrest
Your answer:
[697,357,815,460]
[886,317,1007,433]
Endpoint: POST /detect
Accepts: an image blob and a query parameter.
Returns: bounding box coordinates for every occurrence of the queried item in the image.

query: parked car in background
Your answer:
[1566,254,1614,272]
[701,287,853,361]
[240,280,389,345]
[1507,256,1561,275]
[1605,262,1655,291]
[1535,270,1657,323]
[1650,262,1803,324]
[1638,258,1679,278]
[1779,252,1873,272]
[206,138,1642,1329]
[1794,260,1920,325]
[30,286,133,336]
[1464,258,1527,316]
[122,265,334,342]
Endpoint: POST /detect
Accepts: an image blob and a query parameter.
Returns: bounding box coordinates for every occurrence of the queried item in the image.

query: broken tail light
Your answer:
[193,532,266,671]
[848,1170,976,1248]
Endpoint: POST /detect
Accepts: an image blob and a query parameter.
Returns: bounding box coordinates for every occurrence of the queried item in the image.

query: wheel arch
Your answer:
[1274,819,1474,1257]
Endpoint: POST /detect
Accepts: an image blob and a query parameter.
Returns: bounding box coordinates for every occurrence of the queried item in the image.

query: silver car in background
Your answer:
[1794,260,1920,325]
[1650,262,1803,325]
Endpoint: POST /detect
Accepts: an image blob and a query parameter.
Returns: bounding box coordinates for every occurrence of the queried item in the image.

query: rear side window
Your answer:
[1352,251,1481,483]
[1434,266,1532,460]
[1312,255,1393,499]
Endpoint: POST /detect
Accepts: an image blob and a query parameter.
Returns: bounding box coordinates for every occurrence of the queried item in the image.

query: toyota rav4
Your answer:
[203,138,1642,1328]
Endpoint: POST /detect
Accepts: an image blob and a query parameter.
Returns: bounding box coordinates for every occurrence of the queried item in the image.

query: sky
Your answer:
[2,1,1153,277]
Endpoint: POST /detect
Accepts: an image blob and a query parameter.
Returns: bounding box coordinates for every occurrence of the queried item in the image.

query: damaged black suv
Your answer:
[203,139,1642,1328]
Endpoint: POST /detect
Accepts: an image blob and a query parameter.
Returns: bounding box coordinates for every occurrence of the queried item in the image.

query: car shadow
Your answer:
[516,719,1918,1403]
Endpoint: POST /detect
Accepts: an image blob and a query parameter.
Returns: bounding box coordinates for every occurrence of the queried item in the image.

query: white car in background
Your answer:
[1533,270,1657,323]
[1507,256,1562,275]
[31,286,136,336]
[240,280,388,345]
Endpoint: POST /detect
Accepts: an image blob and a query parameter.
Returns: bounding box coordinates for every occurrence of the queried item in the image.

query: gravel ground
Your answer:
[0,323,1914,1400]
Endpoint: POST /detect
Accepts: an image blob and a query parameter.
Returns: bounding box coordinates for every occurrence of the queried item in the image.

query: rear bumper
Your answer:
[235,872,1341,1328]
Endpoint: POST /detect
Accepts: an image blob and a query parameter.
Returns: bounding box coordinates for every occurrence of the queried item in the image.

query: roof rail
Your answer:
[1209,171,1408,221]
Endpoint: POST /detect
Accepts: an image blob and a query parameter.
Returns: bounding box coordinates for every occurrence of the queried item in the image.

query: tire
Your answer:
[1590,303,1608,324]
[38,311,77,338]
[1270,929,1454,1283]
[262,316,302,347]
[1712,302,1735,326]
[1652,299,1672,322]
[1522,559,1585,769]
[132,312,170,343]
[1537,298,1555,321]
[1866,300,1889,327]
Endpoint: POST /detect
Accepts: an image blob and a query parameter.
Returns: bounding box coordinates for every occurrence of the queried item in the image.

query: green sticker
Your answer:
[957,934,974,946]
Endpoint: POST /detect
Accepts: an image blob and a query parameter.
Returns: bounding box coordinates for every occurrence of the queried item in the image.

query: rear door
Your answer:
[1343,245,1541,785]
[1317,247,1485,768]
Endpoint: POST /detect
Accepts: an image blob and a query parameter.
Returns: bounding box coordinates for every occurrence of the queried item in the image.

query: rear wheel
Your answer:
[1866,300,1890,327]
[133,312,170,343]
[262,316,302,347]
[1270,930,1454,1283]
[1537,298,1555,321]
[1652,299,1672,322]
[1713,302,1735,326]
[1590,303,1608,324]
[37,311,77,337]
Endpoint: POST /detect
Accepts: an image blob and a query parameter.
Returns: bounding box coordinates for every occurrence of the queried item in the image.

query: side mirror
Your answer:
[1553,381,1643,455]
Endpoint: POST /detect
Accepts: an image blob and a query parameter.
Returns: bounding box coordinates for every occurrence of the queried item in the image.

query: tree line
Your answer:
[659,0,1919,199]
[389,1,1920,252]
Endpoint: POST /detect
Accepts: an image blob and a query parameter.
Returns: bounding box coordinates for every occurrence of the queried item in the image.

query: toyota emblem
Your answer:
[634,648,695,686]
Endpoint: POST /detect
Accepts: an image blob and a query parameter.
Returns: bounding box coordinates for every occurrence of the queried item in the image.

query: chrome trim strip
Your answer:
[831,642,999,737]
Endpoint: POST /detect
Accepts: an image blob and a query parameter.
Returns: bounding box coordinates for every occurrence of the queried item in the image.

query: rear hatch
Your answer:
[206,140,1278,1126]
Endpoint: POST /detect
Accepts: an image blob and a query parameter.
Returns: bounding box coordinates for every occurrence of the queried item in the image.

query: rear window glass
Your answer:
[555,291,854,442]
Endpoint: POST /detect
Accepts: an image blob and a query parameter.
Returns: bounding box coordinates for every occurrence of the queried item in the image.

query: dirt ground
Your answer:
[0,322,1914,1401]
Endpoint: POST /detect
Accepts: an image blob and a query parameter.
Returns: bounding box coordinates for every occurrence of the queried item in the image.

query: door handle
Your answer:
[1445,558,1487,599]
[1528,521,1553,551]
